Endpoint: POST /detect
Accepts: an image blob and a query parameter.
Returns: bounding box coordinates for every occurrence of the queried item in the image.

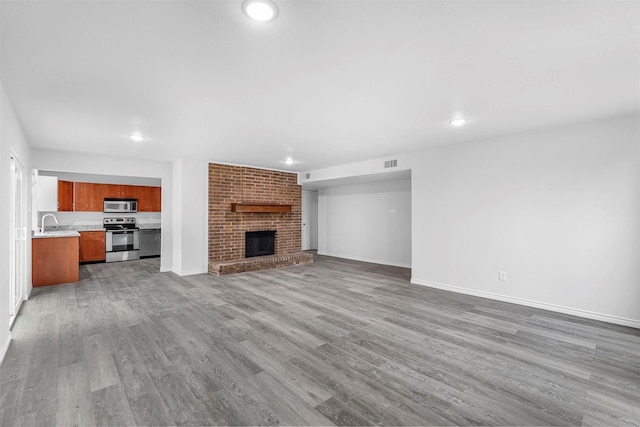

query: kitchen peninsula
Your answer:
[32,231,80,286]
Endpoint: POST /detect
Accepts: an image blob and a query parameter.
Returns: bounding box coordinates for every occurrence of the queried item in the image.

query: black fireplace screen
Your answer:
[245,231,276,258]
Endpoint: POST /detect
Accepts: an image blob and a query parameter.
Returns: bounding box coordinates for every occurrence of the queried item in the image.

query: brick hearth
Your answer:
[208,163,312,275]
[209,252,314,275]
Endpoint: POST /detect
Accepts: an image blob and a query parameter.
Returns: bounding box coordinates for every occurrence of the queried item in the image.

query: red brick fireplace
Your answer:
[208,163,313,275]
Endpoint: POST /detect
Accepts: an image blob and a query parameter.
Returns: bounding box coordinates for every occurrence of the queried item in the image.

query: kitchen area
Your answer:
[32,170,162,287]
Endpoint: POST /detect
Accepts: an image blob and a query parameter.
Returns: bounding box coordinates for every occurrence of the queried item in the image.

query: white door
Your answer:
[302,191,318,250]
[9,154,27,327]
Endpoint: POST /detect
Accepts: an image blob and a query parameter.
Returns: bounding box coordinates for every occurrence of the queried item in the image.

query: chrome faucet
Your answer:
[41,213,59,233]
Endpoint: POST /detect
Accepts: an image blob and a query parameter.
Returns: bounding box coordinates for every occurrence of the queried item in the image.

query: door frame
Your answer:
[9,151,28,328]
[302,190,318,251]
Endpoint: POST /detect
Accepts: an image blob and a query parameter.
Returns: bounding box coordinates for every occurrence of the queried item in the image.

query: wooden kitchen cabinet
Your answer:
[79,230,106,262]
[148,186,161,212]
[74,182,92,211]
[134,186,149,211]
[103,184,131,198]
[60,181,161,212]
[135,186,161,212]
[94,184,127,206]
[74,182,108,212]
[58,180,74,211]
[120,185,138,199]
[102,184,137,199]
[32,236,79,286]
[102,184,121,199]
[90,183,106,211]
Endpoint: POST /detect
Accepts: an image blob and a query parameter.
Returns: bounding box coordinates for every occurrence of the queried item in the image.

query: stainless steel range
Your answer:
[104,217,140,262]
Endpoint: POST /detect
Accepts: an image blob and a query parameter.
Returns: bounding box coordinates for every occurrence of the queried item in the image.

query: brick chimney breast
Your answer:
[208,163,312,275]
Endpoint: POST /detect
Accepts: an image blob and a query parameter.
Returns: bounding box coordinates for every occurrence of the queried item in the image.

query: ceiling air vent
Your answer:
[304,173,311,179]
[384,159,398,168]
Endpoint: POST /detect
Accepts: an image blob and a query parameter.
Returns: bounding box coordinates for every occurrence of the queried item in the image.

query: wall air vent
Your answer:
[304,173,311,179]
[384,159,398,168]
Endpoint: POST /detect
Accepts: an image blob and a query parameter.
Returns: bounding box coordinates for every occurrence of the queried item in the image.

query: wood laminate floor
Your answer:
[1,255,639,426]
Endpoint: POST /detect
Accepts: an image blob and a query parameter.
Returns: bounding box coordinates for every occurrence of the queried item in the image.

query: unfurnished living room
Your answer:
[1,0,639,426]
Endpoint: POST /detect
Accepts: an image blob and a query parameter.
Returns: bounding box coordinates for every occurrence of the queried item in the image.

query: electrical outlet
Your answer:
[499,271,507,281]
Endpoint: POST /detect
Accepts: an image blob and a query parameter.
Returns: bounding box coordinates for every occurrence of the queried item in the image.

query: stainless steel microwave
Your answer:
[104,198,138,213]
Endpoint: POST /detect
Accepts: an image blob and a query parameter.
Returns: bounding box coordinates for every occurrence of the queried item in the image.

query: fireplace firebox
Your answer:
[245,231,276,258]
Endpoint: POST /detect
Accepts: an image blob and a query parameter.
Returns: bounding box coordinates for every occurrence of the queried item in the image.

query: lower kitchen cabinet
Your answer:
[140,228,161,257]
[32,236,79,286]
[79,230,106,262]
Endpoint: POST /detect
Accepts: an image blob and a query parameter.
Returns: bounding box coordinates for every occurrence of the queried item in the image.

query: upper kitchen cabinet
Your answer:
[58,180,74,211]
[35,171,162,213]
[90,184,106,211]
[76,183,161,212]
[74,182,107,212]
[136,186,161,212]
[74,182,92,211]
[103,184,138,199]
[133,186,148,210]
[148,187,161,212]
[103,184,121,199]
[120,185,138,199]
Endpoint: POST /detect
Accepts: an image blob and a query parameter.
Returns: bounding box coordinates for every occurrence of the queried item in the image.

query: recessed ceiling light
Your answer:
[243,0,278,22]
[130,132,145,142]
[284,157,294,166]
[449,118,467,127]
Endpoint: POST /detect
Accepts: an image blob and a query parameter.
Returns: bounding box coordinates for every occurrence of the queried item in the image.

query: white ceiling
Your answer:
[1,0,638,172]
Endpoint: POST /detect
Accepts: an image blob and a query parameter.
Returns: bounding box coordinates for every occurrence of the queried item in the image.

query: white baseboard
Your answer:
[176,268,208,277]
[0,332,11,365]
[411,278,640,329]
[318,252,411,269]
[9,298,25,330]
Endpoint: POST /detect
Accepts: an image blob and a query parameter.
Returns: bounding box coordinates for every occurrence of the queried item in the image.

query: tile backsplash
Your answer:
[37,211,161,229]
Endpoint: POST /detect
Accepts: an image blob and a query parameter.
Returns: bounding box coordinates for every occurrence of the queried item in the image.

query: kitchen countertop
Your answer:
[45,225,106,232]
[33,230,81,239]
[43,224,161,231]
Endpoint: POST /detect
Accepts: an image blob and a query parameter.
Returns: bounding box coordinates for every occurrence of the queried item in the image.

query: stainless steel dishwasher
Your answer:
[139,228,161,257]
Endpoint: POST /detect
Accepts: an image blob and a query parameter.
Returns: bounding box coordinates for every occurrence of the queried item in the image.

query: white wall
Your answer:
[318,179,412,268]
[171,158,209,276]
[0,80,32,362]
[410,114,640,327]
[171,160,183,274]
[303,113,640,328]
[31,148,174,271]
